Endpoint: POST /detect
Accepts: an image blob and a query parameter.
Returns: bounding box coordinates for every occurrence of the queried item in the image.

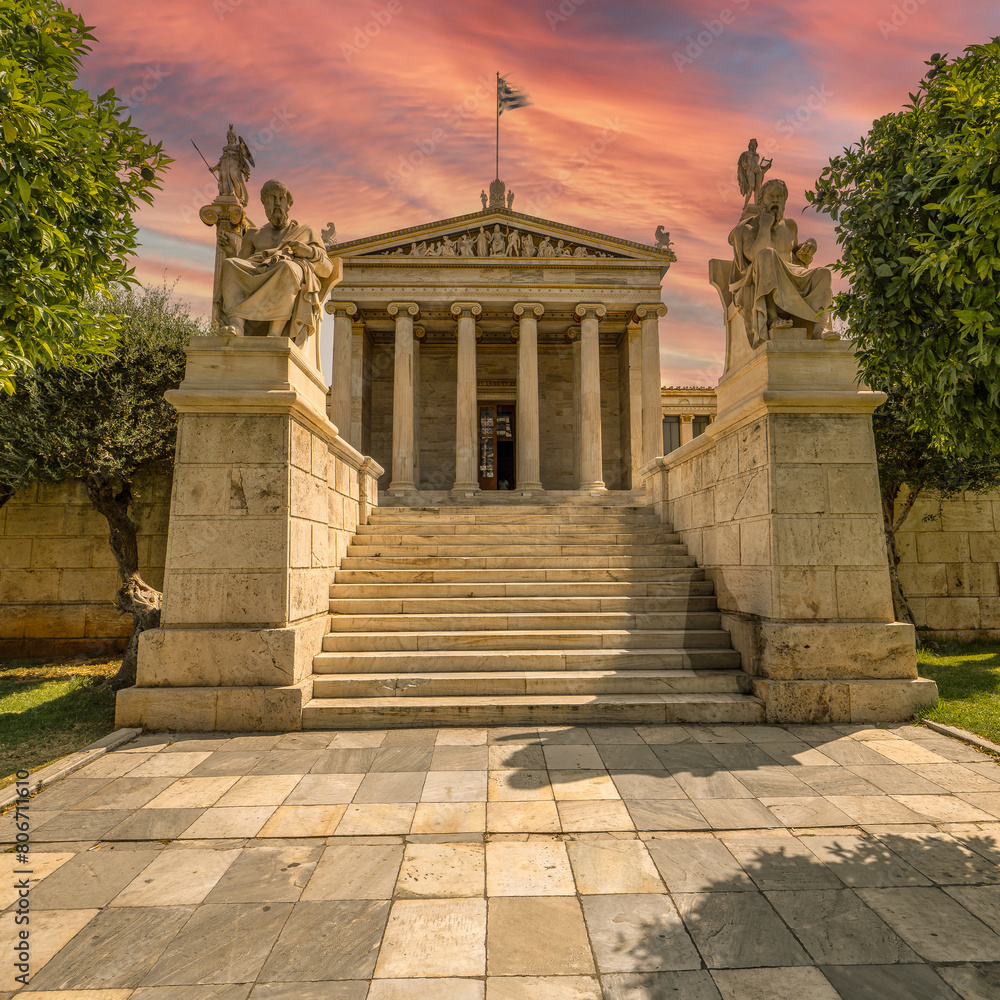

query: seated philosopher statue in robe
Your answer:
[218,179,337,347]
[728,178,832,345]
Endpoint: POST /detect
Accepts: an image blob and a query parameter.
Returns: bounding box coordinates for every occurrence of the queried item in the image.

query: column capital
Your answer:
[510,326,520,343]
[513,302,544,319]
[679,413,694,424]
[633,303,667,322]
[450,301,482,319]
[388,302,420,319]
[575,303,607,320]
[325,300,358,318]
[413,325,427,342]
[565,324,581,343]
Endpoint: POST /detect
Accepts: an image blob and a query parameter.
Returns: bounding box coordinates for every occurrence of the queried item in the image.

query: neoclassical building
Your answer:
[325,181,676,495]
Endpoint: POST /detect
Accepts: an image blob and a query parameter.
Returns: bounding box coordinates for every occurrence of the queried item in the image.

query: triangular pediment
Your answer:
[335,209,675,265]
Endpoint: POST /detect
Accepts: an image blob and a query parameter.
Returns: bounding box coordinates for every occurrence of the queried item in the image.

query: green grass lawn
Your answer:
[917,640,1000,745]
[0,657,118,788]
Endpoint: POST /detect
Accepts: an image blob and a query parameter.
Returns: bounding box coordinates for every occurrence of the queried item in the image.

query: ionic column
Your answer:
[325,301,357,437]
[387,302,419,493]
[679,413,694,447]
[513,303,544,491]
[413,326,425,489]
[635,303,668,466]
[450,302,482,492]
[575,303,607,490]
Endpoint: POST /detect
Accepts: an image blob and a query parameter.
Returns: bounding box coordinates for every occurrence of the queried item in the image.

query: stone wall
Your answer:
[896,487,1000,638]
[0,468,169,659]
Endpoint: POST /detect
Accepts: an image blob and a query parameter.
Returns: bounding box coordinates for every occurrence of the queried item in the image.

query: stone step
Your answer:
[355,525,679,541]
[300,692,766,728]
[346,543,687,559]
[321,629,734,652]
[328,596,721,614]
[338,555,697,570]
[312,647,744,673]
[330,581,718,599]
[369,511,660,525]
[326,611,723,633]
[351,533,682,547]
[333,567,707,584]
[311,669,753,698]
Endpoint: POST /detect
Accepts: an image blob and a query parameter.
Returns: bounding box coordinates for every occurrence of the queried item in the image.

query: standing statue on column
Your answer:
[737,138,773,212]
[217,179,339,349]
[210,124,254,207]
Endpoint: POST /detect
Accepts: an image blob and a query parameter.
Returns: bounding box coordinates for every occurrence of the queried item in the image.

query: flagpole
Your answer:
[495,70,500,180]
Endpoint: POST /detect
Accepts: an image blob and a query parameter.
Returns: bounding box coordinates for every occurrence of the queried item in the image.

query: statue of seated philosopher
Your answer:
[728,178,832,345]
[218,178,337,349]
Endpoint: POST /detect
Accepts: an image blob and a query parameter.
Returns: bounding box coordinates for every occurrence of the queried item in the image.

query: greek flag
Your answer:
[498,76,532,115]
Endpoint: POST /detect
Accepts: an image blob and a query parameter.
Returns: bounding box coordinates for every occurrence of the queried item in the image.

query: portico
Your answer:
[325,185,676,496]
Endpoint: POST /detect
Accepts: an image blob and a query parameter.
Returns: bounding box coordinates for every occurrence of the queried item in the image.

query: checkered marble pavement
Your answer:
[2,722,1000,999]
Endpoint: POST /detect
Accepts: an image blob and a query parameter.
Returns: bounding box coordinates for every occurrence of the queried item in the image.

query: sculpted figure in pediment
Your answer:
[506,228,520,256]
[476,227,488,257]
[439,235,457,256]
[490,224,505,256]
[537,236,555,257]
[458,233,475,256]
[521,233,536,257]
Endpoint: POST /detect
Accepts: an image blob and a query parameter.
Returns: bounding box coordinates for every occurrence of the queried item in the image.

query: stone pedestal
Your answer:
[644,338,938,723]
[115,336,382,731]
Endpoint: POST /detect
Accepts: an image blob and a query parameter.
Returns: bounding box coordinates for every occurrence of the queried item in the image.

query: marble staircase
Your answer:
[301,500,765,728]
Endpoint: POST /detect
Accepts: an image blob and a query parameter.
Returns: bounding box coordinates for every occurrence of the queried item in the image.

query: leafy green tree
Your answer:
[808,40,1000,458]
[0,285,204,689]
[0,0,170,393]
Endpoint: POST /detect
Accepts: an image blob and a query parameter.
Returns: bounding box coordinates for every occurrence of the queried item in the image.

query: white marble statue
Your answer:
[489,224,505,256]
[505,228,519,256]
[209,124,253,206]
[728,178,832,343]
[476,227,488,257]
[737,138,773,212]
[217,179,337,346]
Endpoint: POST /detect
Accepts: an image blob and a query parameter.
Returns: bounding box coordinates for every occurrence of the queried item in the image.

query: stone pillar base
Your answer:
[752,678,939,724]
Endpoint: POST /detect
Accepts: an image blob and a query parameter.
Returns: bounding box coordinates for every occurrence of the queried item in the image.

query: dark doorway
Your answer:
[478,402,516,490]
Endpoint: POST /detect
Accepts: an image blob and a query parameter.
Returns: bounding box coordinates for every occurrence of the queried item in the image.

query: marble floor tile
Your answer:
[125,752,213,777]
[722,836,842,891]
[370,747,435,772]
[645,836,755,893]
[144,776,240,809]
[685,725,751,744]
[369,979,484,1000]
[906,763,1000,792]
[942,885,1000,933]
[820,963,962,999]
[251,983,368,998]
[430,745,489,770]
[486,801,561,833]
[867,740,950,764]
[0,850,75,909]
[220,735,283,751]
[892,794,997,823]
[257,804,346,838]
[956,791,1000,819]
[104,807,207,841]
[0,908,99,991]
[856,886,1000,961]
[335,803,415,836]
[485,975,600,999]
[761,745,840,767]
[301,843,404,900]
[131,985,252,999]
[412,802,486,834]
[566,839,663,893]
[310,748,378,773]
[354,771,427,804]
[30,848,158,909]
[24,905,194,990]
[282,773,363,805]
[794,766,883,797]
[674,891,811,968]
[273,731,338,751]
[249,749,323,774]
[435,728,488,745]
[758,796,855,827]
[487,896,593,976]
[111,848,241,906]
[869,830,1000,885]
[33,810,132,842]
[669,770,752,800]
[711,966,840,1000]
[704,745,778,770]
[204,845,321,903]
[186,752,267,777]
[634,725,697,745]
[487,769,554,801]
[729,767,816,798]
[328,730,387,748]
[588,726,645,744]
[582,893,700,973]
[140,902,293,987]
[845,765,948,795]
[488,728,541,744]
[535,727,591,744]
[824,795,926,825]
[421,769,488,802]
[765,888,919,964]
[694,799,782,830]
[213,774,302,807]
[625,798,709,832]
[556,800,634,832]
[601,970,723,1000]
[78,752,153,777]
[383,729,439,745]
[548,770,620,800]
[489,744,545,770]
[542,745,605,770]
[486,841,575,895]
[261,899,391,981]
[178,805,277,839]
[395,842,485,898]
[29,776,113,811]
[738,726,804,743]
[806,740,894,767]
[596,745,662,770]
[158,735,230,752]
[650,745,719,770]
[799,835,931,888]
[609,770,686,800]
[375,898,485,977]
[937,962,1000,1000]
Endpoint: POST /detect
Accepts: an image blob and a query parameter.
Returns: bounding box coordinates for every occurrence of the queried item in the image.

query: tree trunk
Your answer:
[882,484,918,635]
[81,474,162,691]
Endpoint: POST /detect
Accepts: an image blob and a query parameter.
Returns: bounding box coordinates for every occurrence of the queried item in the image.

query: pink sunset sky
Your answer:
[73,0,997,386]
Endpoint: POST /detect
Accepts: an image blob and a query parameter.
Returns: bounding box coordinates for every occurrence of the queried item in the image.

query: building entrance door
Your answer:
[478,402,516,490]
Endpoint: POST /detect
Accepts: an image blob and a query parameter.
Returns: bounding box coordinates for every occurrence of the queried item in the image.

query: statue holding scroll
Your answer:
[217,178,338,348]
